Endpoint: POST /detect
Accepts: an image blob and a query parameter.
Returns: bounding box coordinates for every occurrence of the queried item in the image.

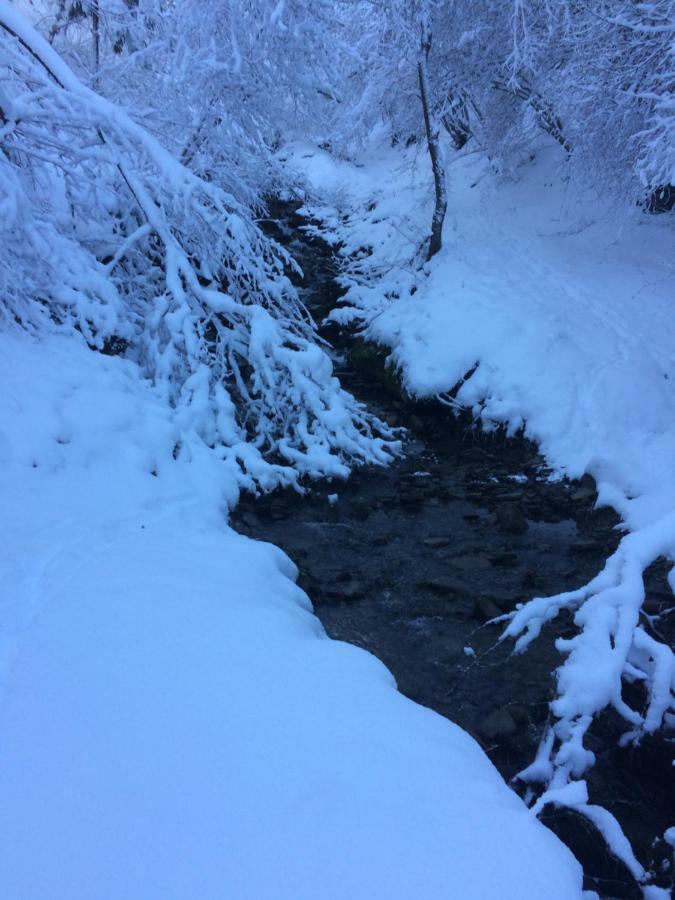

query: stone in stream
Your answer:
[472,596,505,621]
[448,554,492,572]
[400,492,425,509]
[495,490,526,501]
[423,536,451,548]
[496,501,528,535]
[418,577,471,598]
[260,504,290,522]
[326,579,367,602]
[489,550,518,567]
[349,499,370,521]
[569,539,602,556]
[570,473,597,503]
[463,512,481,524]
[570,486,595,502]
[479,707,518,741]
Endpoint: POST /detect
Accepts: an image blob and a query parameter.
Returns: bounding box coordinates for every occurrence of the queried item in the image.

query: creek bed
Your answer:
[232,204,674,899]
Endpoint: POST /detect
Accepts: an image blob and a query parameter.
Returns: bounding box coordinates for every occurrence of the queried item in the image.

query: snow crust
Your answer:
[0,331,583,898]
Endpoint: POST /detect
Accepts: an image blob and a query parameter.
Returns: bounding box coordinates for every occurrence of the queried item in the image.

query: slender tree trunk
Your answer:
[417,25,446,261]
[92,1,100,73]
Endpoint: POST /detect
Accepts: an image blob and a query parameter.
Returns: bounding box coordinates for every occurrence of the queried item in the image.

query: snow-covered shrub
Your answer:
[0,5,394,491]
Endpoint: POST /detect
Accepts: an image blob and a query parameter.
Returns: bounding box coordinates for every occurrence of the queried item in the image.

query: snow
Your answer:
[0,329,583,899]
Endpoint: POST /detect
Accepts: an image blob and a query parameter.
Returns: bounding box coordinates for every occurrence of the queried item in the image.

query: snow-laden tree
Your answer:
[0,2,395,492]
[350,1,674,206]
[39,0,349,201]
[501,0,675,204]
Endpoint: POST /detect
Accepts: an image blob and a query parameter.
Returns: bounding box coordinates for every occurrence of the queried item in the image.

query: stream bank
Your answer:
[232,203,674,899]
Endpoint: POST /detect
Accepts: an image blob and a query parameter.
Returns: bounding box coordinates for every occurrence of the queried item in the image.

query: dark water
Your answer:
[233,203,674,898]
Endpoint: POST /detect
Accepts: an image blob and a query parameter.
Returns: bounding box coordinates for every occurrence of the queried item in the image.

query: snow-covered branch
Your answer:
[0,2,396,492]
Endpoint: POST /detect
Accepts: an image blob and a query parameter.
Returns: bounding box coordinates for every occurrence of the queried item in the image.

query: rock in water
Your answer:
[496,502,528,535]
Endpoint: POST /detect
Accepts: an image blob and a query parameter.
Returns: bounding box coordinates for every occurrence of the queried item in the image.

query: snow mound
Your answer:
[0,331,582,898]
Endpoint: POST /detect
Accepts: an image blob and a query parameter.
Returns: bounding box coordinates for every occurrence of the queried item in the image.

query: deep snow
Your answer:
[0,331,584,899]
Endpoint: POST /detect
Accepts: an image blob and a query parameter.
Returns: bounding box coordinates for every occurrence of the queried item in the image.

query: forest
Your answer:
[1,2,674,899]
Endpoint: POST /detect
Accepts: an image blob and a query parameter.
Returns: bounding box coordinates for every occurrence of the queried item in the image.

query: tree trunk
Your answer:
[92,1,100,73]
[417,28,447,261]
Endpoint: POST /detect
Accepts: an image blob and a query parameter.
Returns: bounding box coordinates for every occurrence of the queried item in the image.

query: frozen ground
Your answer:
[286,136,675,876]
[0,331,583,899]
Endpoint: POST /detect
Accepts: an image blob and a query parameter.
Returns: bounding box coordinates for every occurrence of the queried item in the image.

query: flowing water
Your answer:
[232,204,674,899]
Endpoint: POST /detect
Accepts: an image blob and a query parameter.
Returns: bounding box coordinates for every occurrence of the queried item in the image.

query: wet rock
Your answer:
[643,589,672,614]
[509,704,529,726]
[521,568,537,590]
[381,411,400,428]
[496,502,528,535]
[349,499,370,521]
[327,580,366,601]
[449,554,492,572]
[489,550,518,567]
[236,511,259,530]
[569,539,602,556]
[423,536,451,548]
[570,487,594,502]
[463,512,481,524]
[497,490,526,501]
[400,492,425,509]
[479,707,518,740]
[570,473,597,502]
[268,505,289,521]
[418,578,471,598]
[473,596,504,621]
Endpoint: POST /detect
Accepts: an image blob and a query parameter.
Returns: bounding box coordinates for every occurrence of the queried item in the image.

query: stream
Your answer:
[232,203,674,899]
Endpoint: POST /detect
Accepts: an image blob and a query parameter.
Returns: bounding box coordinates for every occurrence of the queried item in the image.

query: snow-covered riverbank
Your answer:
[0,331,583,899]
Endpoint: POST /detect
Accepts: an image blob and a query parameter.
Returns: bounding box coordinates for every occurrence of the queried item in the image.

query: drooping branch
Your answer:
[0,2,397,487]
[494,76,572,153]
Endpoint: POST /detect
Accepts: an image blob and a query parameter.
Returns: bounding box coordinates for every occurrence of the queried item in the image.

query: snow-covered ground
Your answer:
[286,137,675,873]
[0,331,584,898]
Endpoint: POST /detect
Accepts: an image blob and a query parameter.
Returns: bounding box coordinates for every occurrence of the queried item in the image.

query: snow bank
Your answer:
[286,138,675,871]
[0,330,583,898]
